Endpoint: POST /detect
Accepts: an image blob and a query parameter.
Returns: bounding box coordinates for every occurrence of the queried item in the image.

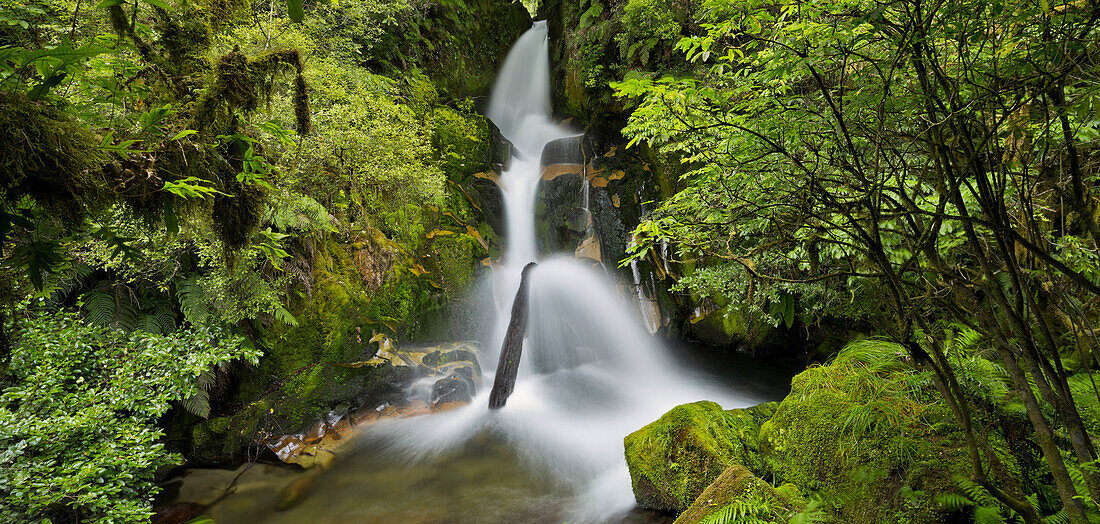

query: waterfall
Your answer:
[368,22,753,522]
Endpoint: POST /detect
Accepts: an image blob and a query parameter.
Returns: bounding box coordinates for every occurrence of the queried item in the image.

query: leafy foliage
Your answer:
[0,306,259,522]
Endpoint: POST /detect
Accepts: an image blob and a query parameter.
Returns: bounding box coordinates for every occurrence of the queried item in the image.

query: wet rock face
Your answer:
[430,373,475,406]
[541,136,585,165]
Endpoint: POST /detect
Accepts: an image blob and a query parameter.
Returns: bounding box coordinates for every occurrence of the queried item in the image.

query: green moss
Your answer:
[625,400,774,513]
[0,93,110,223]
[193,48,310,136]
[757,340,977,522]
[674,465,793,524]
[431,233,480,293]
[433,106,491,180]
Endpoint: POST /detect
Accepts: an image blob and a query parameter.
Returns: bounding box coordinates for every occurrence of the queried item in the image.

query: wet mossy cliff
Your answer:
[178,2,529,465]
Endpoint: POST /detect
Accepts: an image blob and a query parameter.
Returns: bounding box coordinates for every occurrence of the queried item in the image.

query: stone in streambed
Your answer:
[673,465,793,524]
[276,474,319,511]
[624,400,777,513]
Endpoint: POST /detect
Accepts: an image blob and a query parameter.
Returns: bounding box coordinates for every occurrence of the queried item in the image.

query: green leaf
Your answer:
[164,198,178,237]
[27,72,66,100]
[287,0,304,22]
[96,0,126,7]
[170,129,197,141]
[142,0,173,10]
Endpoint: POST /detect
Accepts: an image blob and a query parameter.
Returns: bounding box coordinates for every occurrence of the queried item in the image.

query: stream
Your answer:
[163,21,800,524]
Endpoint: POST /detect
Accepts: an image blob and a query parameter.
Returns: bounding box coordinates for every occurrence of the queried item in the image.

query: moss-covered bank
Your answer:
[626,339,1066,523]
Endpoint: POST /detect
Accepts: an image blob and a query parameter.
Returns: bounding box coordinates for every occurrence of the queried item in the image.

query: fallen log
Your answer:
[488,262,536,409]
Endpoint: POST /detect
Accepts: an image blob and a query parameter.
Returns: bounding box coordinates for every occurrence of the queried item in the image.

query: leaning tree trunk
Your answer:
[489,262,537,410]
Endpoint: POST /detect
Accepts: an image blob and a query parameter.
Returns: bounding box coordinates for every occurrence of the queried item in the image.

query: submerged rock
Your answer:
[151,502,206,524]
[624,400,777,513]
[276,474,319,511]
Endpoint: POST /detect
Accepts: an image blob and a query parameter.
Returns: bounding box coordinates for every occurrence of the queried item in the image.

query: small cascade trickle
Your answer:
[628,235,661,335]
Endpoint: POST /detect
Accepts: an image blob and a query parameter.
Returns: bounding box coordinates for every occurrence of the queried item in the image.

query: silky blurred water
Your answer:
[165,22,799,524]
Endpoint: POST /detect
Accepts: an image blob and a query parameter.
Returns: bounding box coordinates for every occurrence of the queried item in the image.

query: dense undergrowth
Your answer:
[0,0,526,520]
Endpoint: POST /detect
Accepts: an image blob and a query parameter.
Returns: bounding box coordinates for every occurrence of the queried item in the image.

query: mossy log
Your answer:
[488,262,536,409]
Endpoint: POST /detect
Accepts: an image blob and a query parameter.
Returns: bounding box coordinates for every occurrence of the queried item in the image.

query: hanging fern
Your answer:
[83,291,116,328]
[176,275,209,325]
[180,369,216,418]
[180,387,211,418]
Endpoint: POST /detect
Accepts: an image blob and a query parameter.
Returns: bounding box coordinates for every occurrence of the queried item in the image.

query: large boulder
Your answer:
[624,400,777,513]
[757,340,982,522]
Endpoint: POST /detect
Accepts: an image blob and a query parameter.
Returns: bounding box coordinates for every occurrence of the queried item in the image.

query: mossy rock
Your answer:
[433,105,492,179]
[624,400,776,513]
[757,340,978,522]
[673,465,794,524]
[688,303,788,351]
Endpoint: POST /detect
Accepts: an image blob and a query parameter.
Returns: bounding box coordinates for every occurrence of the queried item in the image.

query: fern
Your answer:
[180,387,210,418]
[936,492,976,511]
[154,305,177,334]
[138,314,163,334]
[176,276,209,325]
[273,304,298,327]
[180,370,216,418]
[83,291,116,327]
[113,304,138,332]
[1044,508,1069,524]
[974,505,1007,524]
[788,499,826,524]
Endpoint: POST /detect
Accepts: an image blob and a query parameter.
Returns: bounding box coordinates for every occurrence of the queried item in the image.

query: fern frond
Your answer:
[1044,508,1069,524]
[936,492,976,511]
[196,369,215,391]
[176,276,209,325]
[274,305,298,327]
[114,304,138,332]
[154,305,177,334]
[974,505,1006,524]
[181,387,210,418]
[138,313,163,334]
[788,499,826,524]
[83,291,116,327]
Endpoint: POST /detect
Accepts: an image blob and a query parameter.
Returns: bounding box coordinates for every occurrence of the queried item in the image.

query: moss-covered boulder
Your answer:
[757,340,978,522]
[624,400,777,513]
[673,465,794,524]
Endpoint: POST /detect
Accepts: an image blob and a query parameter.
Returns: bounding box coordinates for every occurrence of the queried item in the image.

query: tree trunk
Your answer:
[488,262,537,410]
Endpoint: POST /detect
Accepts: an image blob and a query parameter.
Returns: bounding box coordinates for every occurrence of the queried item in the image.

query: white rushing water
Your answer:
[368,21,757,522]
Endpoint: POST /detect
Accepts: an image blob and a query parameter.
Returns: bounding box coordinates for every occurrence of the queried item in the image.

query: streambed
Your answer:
[162,346,798,524]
